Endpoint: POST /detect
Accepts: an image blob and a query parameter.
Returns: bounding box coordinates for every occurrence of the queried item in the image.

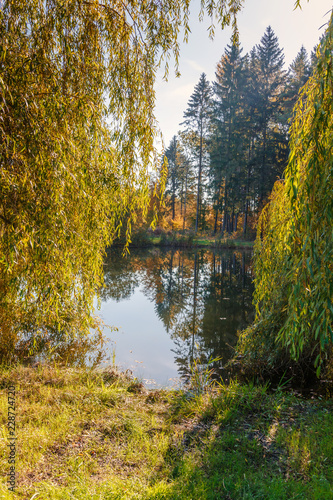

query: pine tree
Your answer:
[289,46,311,91]
[284,46,311,117]
[182,73,212,233]
[211,42,248,235]
[177,131,196,231]
[164,136,180,221]
[250,26,288,206]
[237,14,333,376]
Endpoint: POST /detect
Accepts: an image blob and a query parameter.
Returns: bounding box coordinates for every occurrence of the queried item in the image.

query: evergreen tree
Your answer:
[182,73,212,233]
[284,46,311,119]
[211,42,249,235]
[237,14,333,376]
[240,47,261,236]
[250,26,288,206]
[164,136,180,221]
[177,131,197,231]
[289,46,311,93]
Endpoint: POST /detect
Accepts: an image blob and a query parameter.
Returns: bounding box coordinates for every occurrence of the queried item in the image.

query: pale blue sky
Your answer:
[155,0,333,147]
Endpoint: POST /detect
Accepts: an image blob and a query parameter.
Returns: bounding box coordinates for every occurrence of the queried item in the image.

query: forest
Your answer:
[0,0,331,376]
[0,1,333,497]
[161,28,315,237]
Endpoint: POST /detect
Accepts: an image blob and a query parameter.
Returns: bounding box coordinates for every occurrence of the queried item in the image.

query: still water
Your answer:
[98,247,254,387]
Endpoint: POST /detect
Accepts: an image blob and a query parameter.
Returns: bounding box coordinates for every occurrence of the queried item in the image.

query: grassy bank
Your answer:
[1,365,333,499]
[114,227,255,249]
[143,234,254,249]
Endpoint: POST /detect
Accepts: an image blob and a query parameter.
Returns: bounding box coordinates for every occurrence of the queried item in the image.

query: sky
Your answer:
[154,0,333,148]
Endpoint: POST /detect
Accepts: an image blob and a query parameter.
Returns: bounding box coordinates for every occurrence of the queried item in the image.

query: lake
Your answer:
[98,247,255,387]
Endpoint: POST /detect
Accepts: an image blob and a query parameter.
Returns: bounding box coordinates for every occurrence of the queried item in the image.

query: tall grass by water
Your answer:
[0,364,332,499]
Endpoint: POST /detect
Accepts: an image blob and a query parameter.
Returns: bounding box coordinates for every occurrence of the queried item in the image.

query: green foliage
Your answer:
[0,0,244,357]
[182,73,212,233]
[188,355,222,396]
[238,14,333,376]
[210,42,248,233]
[288,46,311,99]
[249,26,288,206]
[167,28,303,237]
[164,136,182,220]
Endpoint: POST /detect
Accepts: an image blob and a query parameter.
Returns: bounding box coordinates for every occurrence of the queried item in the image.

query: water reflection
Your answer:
[0,248,254,379]
[0,324,106,368]
[101,247,254,384]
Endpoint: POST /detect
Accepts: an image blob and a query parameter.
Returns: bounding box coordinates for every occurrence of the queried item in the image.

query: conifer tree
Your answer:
[0,0,244,357]
[284,46,311,118]
[211,42,248,234]
[251,26,288,206]
[289,46,311,92]
[164,136,180,221]
[182,73,212,233]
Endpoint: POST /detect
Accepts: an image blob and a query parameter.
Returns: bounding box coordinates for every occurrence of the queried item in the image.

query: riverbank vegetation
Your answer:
[1,0,333,496]
[1,364,333,499]
[236,14,333,380]
[157,30,315,239]
[2,0,331,378]
[116,227,254,249]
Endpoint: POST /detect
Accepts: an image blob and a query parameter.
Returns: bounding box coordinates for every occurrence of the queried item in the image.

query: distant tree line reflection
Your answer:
[103,248,254,380]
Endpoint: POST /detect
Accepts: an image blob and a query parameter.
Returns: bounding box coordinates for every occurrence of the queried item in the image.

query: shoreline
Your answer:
[1,363,332,498]
[111,237,255,251]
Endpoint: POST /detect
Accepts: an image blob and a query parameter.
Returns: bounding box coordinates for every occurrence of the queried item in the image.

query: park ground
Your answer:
[0,364,333,499]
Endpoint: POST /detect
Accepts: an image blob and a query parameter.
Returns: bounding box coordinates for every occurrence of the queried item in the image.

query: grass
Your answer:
[148,234,254,249]
[0,365,333,499]
[195,237,254,248]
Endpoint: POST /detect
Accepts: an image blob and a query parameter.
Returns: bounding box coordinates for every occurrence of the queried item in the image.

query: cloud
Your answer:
[169,83,195,98]
[155,78,195,100]
[185,59,205,73]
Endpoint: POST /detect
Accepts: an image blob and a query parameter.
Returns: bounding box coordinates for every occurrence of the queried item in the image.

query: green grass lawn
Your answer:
[0,365,332,499]
[148,234,254,249]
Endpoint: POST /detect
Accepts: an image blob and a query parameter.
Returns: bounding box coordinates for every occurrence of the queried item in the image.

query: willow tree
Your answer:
[237,13,333,377]
[0,0,245,360]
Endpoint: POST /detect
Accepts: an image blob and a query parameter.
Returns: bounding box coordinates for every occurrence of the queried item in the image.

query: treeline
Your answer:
[162,27,316,237]
[237,17,333,378]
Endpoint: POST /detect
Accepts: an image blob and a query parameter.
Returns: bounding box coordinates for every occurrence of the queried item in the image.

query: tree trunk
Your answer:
[243,138,254,237]
[183,169,188,232]
[243,201,248,236]
[195,120,203,234]
[213,207,218,234]
[230,208,235,234]
[260,120,267,207]
[172,194,175,220]
[221,180,228,236]
[234,212,238,232]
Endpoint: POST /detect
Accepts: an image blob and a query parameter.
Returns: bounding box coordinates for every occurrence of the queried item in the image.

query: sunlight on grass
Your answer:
[0,365,332,498]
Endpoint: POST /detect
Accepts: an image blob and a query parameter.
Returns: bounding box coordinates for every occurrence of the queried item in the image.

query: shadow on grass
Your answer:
[147,383,333,500]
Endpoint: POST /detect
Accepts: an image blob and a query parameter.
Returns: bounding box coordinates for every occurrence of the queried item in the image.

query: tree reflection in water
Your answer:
[102,247,254,383]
